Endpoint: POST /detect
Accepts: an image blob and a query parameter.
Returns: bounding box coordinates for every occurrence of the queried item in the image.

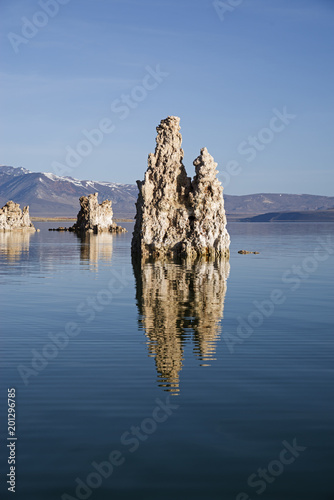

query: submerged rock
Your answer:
[238,250,260,254]
[0,201,36,231]
[132,116,230,259]
[71,193,126,234]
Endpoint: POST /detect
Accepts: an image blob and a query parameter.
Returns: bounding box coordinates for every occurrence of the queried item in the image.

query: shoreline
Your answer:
[31,217,135,222]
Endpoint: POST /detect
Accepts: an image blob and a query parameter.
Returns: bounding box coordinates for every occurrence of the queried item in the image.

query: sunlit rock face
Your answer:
[132,116,230,259]
[0,201,35,231]
[72,193,126,233]
[133,258,230,394]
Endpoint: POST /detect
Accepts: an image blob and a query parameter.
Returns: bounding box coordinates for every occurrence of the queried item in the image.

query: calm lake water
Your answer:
[1,222,333,500]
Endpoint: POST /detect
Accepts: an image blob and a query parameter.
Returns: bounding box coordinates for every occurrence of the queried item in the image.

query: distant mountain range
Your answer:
[241,209,334,222]
[0,166,137,217]
[0,165,333,219]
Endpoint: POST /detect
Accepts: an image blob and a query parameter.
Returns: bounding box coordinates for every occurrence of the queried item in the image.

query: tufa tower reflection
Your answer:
[133,258,230,394]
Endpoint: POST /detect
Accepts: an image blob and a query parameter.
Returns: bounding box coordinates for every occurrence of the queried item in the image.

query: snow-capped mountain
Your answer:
[0,166,138,217]
[0,166,333,218]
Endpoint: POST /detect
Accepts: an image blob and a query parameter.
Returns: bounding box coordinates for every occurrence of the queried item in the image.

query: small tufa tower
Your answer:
[131,116,230,259]
[72,193,126,233]
[0,201,36,231]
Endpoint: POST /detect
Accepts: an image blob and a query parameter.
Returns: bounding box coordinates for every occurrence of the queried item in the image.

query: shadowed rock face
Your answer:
[72,193,126,233]
[0,201,35,231]
[132,116,230,259]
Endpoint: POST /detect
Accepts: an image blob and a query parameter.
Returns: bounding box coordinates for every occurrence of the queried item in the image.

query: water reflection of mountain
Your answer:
[0,231,33,262]
[133,259,230,394]
[77,232,113,263]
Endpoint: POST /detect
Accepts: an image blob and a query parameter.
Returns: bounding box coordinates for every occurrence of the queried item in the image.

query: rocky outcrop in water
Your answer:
[71,193,126,233]
[132,116,230,259]
[238,250,260,254]
[0,201,35,231]
[134,259,230,393]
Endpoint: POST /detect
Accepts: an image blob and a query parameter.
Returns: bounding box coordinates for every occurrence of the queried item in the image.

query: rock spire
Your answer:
[0,201,36,231]
[132,116,230,258]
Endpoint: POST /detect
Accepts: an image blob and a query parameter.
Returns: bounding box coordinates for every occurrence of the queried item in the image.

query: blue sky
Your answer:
[0,0,333,195]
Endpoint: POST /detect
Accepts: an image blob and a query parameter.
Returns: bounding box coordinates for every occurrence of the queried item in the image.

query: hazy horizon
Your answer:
[1,163,333,199]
